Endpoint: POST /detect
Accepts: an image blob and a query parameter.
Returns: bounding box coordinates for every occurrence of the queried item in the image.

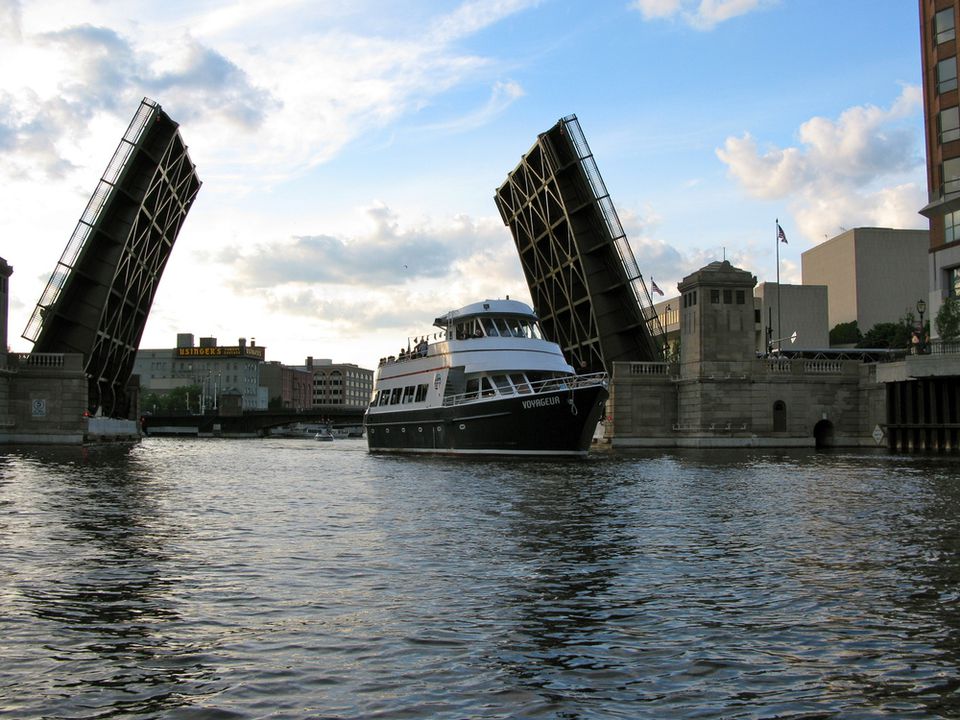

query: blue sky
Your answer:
[0,0,926,368]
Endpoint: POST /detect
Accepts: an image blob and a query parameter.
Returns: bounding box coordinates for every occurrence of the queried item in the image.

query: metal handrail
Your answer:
[442,371,607,407]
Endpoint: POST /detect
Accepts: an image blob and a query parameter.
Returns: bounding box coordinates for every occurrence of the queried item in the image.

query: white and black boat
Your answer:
[364,299,608,456]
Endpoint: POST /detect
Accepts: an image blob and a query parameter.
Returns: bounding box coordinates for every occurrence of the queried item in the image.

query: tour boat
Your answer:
[364,299,608,456]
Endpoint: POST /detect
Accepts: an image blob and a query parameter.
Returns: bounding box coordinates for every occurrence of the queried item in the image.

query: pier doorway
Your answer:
[773,401,787,432]
[813,419,835,448]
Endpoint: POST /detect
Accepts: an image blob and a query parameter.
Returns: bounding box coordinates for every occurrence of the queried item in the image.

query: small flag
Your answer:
[777,223,788,244]
[651,278,664,296]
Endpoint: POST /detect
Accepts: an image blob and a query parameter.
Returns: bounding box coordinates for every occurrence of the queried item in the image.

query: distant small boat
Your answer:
[314,428,335,442]
[272,422,333,439]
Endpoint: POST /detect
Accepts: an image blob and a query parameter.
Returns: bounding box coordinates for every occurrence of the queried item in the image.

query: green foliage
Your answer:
[829,320,862,346]
[665,339,680,363]
[936,296,960,341]
[141,384,202,413]
[857,314,914,349]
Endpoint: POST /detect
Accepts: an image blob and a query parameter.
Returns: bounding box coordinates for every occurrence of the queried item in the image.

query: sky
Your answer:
[0,0,927,369]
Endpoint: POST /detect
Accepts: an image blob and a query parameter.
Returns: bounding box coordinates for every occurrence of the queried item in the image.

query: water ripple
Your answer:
[2,442,960,718]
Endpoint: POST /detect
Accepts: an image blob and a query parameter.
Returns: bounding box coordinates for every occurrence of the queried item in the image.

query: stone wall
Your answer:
[609,358,886,449]
[1,353,88,444]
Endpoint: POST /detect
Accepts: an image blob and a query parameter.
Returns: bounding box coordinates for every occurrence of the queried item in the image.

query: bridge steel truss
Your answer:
[24,97,201,418]
[495,115,665,375]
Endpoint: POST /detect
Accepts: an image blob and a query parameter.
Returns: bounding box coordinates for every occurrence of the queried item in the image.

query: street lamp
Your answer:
[917,299,927,354]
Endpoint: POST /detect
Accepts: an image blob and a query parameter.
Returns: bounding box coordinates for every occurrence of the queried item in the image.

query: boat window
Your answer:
[480,376,496,397]
[401,386,416,403]
[415,384,428,402]
[481,318,499,337]
[495,319,511,336]
[530,322,542,340]
[456,320,481,340]
[510,373,532,394]
[506,318,524,337]
[465,378,480,400]
[389,387,402,404]
[493,375,513,395]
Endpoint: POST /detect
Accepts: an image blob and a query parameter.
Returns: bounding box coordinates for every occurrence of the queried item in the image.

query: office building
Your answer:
[134,334,268,411]
[260,361,313,410]
[801,228,928,333]
[920,0,960,331]
[301,357,375,409]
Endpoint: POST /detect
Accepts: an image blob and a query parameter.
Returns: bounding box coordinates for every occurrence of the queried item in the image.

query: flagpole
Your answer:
[775,218,782,353]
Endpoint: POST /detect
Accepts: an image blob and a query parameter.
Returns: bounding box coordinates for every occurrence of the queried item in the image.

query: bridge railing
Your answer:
[7,353,84,371]
[442,372,608,407]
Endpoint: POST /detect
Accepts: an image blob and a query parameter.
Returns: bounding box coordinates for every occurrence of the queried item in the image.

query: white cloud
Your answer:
[716,85,926,244]
[0,1,532,187]
[218,203,527,329]
[417,80,525,134]
[629,0,771,29]
[427,0,542,44]
[0,0,22,40]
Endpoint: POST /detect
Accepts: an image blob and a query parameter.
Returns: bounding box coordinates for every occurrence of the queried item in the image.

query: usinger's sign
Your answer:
[176,345,265,360]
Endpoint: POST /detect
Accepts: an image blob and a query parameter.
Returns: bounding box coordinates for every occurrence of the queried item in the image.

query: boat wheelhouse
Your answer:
[364,299,607,456]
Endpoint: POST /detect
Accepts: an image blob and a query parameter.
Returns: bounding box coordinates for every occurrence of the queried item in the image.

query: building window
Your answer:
[936,7,956,45]
[941,107,960,144]
[710,289,720,304]
[949,267,960,297]
[736,290,745,304]
[939,57,958,94]
[723,289,732,304]
[947,210,960,244]
[945,157,960,197]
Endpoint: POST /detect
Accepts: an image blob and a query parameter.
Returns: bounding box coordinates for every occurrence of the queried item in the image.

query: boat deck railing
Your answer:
[442,372,608,407]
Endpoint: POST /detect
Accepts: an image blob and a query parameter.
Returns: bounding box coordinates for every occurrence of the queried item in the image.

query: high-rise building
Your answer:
[920,0,960,329]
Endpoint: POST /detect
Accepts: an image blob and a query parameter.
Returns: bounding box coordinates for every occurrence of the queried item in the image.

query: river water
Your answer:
[2,439,960,719]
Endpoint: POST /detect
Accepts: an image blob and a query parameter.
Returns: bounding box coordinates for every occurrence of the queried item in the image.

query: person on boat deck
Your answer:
[416,339,428,356]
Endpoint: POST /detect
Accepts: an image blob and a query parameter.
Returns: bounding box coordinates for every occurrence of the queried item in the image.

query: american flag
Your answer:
[777,223,788,244]
[651,278,664,296]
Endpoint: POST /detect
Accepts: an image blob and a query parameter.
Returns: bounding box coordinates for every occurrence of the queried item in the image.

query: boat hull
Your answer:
[364,384,608,456]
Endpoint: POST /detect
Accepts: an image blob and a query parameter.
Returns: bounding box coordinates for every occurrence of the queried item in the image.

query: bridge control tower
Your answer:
[495,115,665,375]
[23,98,201,418]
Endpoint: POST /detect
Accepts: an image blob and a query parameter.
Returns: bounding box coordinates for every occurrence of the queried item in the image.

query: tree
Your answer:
[857,314,915,349]
[829,320,862,346]
[140,384,201,413]
[936,296,960,341]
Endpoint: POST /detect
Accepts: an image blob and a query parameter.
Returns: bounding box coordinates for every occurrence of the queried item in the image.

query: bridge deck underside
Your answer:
[496,117,662,375]
[29,99,201,418]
